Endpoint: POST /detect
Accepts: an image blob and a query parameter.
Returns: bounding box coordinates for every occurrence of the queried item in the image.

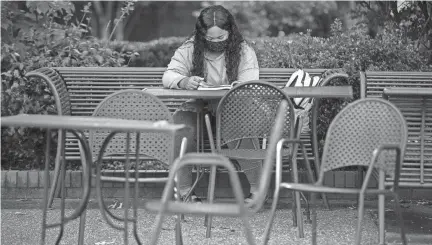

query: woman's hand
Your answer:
[179,76,204,90]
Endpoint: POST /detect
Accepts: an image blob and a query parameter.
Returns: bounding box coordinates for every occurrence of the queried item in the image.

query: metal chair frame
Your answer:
[145,99,291,245]
[263,98,408,245]
[204,80,319,237]
[86,89,188,244]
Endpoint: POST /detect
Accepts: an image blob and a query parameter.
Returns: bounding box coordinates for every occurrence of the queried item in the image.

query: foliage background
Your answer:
[1,1,431,170]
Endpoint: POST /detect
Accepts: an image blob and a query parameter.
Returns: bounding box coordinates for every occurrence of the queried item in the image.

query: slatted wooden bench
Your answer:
[26,67,349,165]
[360,71,432,188]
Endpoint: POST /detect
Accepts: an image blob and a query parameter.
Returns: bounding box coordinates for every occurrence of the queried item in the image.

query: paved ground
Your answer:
[1,198,431,245]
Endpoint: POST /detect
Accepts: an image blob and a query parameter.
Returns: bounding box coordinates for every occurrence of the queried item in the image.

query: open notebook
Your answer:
[197,81,241,91]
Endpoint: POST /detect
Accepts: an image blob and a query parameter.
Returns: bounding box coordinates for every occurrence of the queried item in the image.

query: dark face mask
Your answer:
[205,39,228,52]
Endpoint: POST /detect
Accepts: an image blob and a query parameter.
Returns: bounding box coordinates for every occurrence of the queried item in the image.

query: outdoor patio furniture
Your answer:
[145,99,290,245]
[86,89,190,244]
[360,70,432,188]
[262,98,408,245]
[0,114,186,245]
[25,67,354,209]
[382,88,432,188]
[202,80,312,238]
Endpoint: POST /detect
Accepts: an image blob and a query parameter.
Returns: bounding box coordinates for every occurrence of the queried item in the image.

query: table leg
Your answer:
[40,129,51,245]
[123,133,131,245]
[78,210,87,245]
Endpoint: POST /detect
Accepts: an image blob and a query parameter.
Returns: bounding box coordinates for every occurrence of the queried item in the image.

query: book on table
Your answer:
[197,81,241,91]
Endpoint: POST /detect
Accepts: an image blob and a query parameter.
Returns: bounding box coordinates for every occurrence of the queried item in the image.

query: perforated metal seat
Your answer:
[263,98,408,245]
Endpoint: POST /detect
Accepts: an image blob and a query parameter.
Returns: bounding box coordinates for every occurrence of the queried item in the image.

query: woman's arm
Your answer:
[162,44,193,89]
[236,44,260,82]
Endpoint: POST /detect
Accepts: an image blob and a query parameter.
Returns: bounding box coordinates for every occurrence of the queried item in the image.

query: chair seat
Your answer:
[145,201,245,217]
[218,148,293,160]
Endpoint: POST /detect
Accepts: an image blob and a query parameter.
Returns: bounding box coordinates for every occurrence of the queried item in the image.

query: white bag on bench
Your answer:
[285,69,323,133]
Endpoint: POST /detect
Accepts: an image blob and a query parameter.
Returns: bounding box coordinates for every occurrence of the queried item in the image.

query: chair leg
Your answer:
[78,208,87,245]
[291,155,304,237]
[300,192,311,224]
[292,193,297,226]
[378,172,385,245]
[355,193,365,245]
[295,190,304,238]
[47,162,61,208]
[48,131,65,208]
[392,193,407,245]
[175,218,184,245]
[240,212,257,245]
[262,181,282,245]
[321,193,331,210]
[311,192,318,245]
[205,165,217,238]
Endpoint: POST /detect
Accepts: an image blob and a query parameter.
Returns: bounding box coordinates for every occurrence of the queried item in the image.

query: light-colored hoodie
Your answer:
[162,38,259,89]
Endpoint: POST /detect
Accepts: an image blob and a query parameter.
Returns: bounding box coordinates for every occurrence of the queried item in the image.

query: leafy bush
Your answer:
[2,15,430,170]
[1,2,133,170]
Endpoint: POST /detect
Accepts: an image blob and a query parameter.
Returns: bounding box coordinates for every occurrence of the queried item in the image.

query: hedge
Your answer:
[1,19,430,170]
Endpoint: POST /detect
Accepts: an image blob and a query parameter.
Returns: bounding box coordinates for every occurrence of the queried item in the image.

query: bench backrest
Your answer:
[53,67,327,161]
[28,67,348,162]
[361,71,432,188]
[361,71,432,98]
[55,67,329,116]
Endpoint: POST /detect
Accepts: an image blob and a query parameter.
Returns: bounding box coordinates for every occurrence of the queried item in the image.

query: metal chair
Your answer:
[204,80,316,237]
[86,89,189,245]
[26,68,72,208]
[145,99,290,245]
[263,98,408,245]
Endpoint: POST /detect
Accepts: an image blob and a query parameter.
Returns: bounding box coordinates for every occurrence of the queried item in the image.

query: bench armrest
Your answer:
[25,67,71,116]
[383,87,432,99]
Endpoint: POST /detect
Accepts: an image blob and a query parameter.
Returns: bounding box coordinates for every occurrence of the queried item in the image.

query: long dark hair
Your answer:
[190,5,244,83]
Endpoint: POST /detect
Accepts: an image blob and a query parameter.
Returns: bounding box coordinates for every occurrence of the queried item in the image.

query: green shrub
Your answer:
[2,18,430,170]
[1,3,133,170]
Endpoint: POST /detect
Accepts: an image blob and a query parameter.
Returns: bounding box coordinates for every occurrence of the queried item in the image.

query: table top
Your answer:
[145,86,353,99]
[1,114,187,132]
[383,87,432,97]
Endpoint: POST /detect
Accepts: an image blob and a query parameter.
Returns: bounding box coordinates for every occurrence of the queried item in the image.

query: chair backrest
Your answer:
[251,99,289,209]
[215,80,295,149]
[318,98,407,184]
[89,89,176,164]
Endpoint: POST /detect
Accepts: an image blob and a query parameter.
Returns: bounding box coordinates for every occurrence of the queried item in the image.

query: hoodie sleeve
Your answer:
[237,44,259,82]
[162,42,194,89]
